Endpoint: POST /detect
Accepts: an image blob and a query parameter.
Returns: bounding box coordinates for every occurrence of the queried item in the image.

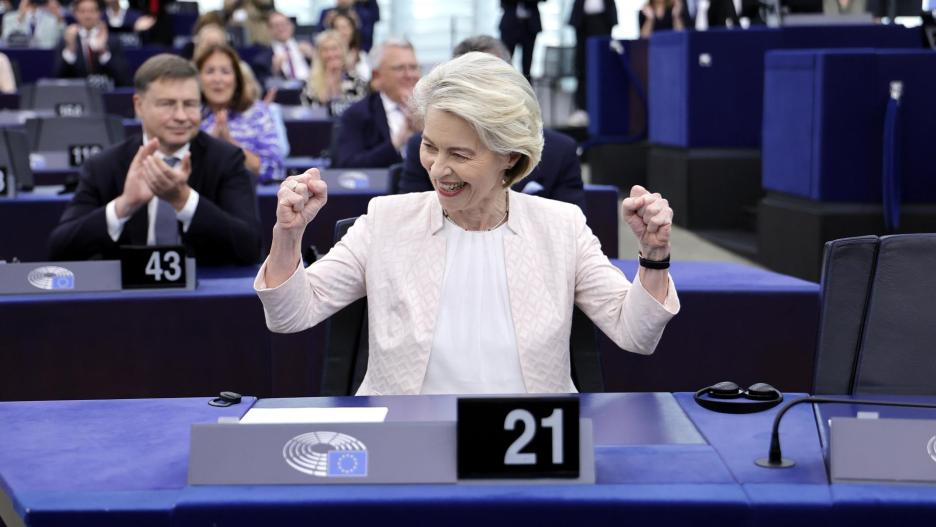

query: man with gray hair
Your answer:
[399,35,586,211]
[331,37,421,168]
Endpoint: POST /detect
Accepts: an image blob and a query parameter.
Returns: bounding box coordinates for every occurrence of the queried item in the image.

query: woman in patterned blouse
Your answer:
[195,42,285,183]
[300,30,368,117]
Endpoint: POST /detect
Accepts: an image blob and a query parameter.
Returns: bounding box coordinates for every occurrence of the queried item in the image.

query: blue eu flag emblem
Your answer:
[327,450,368,477]
[52,275,74,290]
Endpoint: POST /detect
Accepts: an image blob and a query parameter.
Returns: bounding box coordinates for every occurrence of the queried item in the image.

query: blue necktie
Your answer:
[154,156,180,245]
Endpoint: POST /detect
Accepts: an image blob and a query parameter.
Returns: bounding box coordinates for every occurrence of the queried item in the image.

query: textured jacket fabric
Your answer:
[255,190,680,395]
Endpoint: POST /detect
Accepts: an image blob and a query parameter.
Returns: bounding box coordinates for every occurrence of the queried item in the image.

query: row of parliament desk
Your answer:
[0,261,818,401]
[0,181,621,263]
[2,393,934,526]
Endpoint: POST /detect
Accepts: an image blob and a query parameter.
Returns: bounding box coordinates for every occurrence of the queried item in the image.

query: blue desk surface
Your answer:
[2,394,934,527]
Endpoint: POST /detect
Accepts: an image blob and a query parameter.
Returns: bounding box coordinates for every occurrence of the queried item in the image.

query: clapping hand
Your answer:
[621,185,673,261]
[275,169,328,232]
[141,150,192,210]
[89,22,108,53]
[212,110,237,145]
[115,138,160,218]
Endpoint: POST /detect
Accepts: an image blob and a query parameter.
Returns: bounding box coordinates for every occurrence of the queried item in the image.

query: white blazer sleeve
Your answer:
[254,204,372,333]
[572,207,680,355]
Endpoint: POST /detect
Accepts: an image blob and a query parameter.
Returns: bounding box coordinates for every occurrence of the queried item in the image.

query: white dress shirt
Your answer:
[104,137,199,244]
[272,39,309,81]
[421,220,530,394]
[380,92,405,153]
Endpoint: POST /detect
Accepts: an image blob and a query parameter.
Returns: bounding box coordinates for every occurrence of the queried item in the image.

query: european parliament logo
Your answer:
[283,431,368,478]
[27,266,75,290]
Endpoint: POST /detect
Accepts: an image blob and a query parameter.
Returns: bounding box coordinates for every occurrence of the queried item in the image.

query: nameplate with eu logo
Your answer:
[119,246,196,290]
[189,422,458,485]
[68,144,103,167]
[0,261,121,294]
[457,396,594,482]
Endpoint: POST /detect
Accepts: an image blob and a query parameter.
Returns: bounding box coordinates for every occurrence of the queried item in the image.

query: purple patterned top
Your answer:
[201,101,285,183]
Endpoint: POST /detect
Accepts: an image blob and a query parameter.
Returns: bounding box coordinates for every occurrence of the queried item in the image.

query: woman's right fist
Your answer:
[275,169,328,231]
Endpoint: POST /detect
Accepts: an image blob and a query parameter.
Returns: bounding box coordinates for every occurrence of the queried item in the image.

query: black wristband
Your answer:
[638,252,670,270]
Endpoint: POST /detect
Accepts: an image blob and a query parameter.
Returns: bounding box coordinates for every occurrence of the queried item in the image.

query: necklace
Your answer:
[443,193,509,232]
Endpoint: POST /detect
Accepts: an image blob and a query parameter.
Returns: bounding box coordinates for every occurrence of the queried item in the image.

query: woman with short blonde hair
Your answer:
[257,51,680,395]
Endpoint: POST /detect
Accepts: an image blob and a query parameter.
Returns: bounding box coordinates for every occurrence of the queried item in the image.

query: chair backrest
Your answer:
[25,115,125,152]
[387,162,403,195]
[814,234,936,395]
[0,128,34,192]
[321,216,605,395]
[20,79,105,115]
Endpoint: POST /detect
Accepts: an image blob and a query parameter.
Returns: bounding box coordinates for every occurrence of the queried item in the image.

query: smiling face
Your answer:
[372,45,420,106]
[199,51,237,110]
[133,77,201,153]
[318,37,345,70]
[268,12,293,42]
[330,15,354,46]
[420,107,516,218]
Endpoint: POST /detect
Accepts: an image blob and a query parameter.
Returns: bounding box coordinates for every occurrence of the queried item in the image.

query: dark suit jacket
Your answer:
[48,131,262,266]
[250,43,312,85]
[499,0,544,39]
[331,91,402,169]
[53,34,132,86]
[569,0,618,30]
[399,128,586,212]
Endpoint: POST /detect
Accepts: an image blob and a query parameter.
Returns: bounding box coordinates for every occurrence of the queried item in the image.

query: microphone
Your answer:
[755,396,936,468]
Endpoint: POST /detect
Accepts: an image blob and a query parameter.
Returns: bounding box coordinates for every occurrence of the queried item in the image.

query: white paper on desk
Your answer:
[238,407,388,424]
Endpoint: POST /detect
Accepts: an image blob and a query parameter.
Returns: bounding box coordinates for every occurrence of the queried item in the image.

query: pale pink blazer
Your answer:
[255,191,680,395]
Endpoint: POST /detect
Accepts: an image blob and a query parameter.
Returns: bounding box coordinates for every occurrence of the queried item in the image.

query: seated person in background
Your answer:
[2,0,65,48]
[103,0,154,33]
[180,11,227,60]
[240,60,291,159]
[222,0,274,46]
[0,52,15,93]
[256,52,679,395]
[48,54,262,266]
[639,0,687,37]
[326,9,370,82]
[330,37,420,168]
[252,11,314,85]
[196,43,285,184]
[54,0,132,87]
[318,0,380,52]
[300,30,368,117]
[400,35,585,211]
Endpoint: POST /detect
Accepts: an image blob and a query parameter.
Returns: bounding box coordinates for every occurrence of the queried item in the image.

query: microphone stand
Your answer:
[755,396,936,468]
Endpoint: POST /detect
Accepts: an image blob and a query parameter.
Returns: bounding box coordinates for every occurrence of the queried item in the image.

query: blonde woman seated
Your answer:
[256,52,680,395]
[196,43,285,183]
[300,30,368,117]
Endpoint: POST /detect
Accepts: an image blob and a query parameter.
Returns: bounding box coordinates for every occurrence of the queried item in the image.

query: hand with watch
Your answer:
[621,185,673,303]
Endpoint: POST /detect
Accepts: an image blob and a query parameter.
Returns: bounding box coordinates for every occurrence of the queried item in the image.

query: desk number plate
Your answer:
[68,144,103,167]
[457,397,580,479]
[120,246,187,289]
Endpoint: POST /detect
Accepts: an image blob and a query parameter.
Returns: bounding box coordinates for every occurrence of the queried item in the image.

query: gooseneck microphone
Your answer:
[755,396,936,468]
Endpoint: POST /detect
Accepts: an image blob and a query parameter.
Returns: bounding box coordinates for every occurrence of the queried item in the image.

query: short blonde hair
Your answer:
[410,52,543,185]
